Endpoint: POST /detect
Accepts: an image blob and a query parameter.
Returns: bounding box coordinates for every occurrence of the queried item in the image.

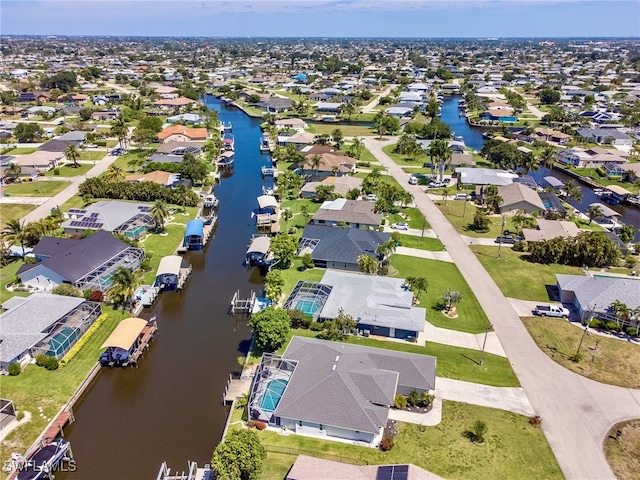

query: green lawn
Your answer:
[353,171,402,191]
[244,400,558,480]
[0,259,31,301]
[58,194,86,212]
[0,307,130,475]
[0,204,36,225]
[4,147,37,155]
[387,207,431,230]
[382,143,430,167]
[390,255,491,334]
[44,163,93,177]
[278,260,326,303]
[438,201,519,238]
[470,245,584,301]
[395,234,445,251]
[4,180,69,197]
[79,150,107,161]
[522,316,640,389]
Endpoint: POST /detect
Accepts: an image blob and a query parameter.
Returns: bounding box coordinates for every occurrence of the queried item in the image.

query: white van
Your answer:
[454,193,470,201]
[408,175,418,185]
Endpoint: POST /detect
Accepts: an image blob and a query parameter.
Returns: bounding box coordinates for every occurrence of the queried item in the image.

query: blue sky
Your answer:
[2,1,639,38]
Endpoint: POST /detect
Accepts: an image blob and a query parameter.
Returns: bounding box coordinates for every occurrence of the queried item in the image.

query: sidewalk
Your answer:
[422,321,507,357]
[395,246,453,263]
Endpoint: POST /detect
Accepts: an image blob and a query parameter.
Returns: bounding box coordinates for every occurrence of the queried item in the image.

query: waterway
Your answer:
[439,95,640,238]
[60,97,265,479]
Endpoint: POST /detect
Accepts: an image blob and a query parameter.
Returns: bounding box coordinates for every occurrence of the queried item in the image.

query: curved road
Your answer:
[364,137,640,480]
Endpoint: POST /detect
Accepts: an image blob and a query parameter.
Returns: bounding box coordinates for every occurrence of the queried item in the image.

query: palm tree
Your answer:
[350,137,364,161]
[586,204,604,224]
[281,208,293,230]
[105,164,124,182]
[65,144,81,168]
[299,204,310,222]
[519,152,540,174]
[563,180,583,206]
[429,138,451,181]
[309,154,323,175]
[356,254,378,275]
[150,200,170,231]
[442,187,450,205]
[111,115,128,151]
[174,184,190,213]
[108,266,141,311]
[2,219,30,257]
[539,146,556,171]
[6,162,21,181]
[404,276,428,303]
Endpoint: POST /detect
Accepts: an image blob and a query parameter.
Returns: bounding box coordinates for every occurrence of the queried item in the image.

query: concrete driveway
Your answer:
[363,136,640,480]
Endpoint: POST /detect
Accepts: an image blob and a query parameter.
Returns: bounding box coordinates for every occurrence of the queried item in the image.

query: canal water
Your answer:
[60,97,265,479]
[439,95,485,152]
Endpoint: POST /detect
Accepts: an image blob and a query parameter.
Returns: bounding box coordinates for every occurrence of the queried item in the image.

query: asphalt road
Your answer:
[364,136,640,480]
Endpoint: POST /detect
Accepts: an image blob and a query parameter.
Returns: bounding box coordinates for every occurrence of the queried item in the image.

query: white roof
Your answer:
[156,255,182,277]
[246,236,271,255]
[257,195,279,209]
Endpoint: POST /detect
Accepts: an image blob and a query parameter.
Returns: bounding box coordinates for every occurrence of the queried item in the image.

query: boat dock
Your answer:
[177,266,192,291]
[128,321,158,366]
[156,461,213,480]
[261,165,275,176]
[222,374,251,405]
[229,290,256,315]
[42,409,74,443]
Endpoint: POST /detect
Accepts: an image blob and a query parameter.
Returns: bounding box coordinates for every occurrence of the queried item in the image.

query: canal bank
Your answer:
[59,98,265,479]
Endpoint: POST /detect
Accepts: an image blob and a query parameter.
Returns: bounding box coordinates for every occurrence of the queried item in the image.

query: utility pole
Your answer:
[576,305,596,359]
[496,216,507,257]
[479,323,492,366]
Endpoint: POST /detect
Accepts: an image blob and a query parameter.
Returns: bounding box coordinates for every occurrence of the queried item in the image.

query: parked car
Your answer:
[533,305,570,318]
[495,235,522,244]
[364,194,377,201]
[84,143,98,148]
[427,182,447,189]
[391,222,409,230]
[454,193,470,200]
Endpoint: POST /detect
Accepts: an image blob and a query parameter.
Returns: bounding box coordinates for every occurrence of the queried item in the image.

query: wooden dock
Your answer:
[42,409,74,443]
[177,266,192,291]
[128,322,158,366]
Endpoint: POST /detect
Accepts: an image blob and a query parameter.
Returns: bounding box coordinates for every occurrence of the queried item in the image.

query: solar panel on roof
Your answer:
[376,465,409,480]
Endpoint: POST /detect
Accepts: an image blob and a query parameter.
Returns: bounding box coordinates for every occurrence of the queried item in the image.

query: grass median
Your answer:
[4,180,70,197]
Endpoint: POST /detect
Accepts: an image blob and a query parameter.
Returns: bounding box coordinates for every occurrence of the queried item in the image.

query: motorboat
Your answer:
[16,439,73,480]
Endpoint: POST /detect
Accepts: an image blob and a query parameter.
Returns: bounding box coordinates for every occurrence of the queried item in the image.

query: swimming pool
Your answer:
[543,200,553,210]
[295,299,322,316]
[259,379,288,412]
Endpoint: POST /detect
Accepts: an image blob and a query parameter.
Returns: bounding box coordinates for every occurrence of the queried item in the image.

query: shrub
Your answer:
[8,362,21,376]
[529,415,542,428]
[570,352,583,363]
[605,321,621,332]
[95,140,107,147]
[43,356,59,370]
[35,354,48,366]
[59,313,107,366]
[247,420,267,430]
[51,283,82,297]
[286,309,311,329]
[471,420,488,443]
[408,389,419,407]
[89,290,104,302]
[300,253,315,270]
[53,168,60,176]
[589,319,603,329]
[309,322,324,331]
[419,391,435,407]
[379,435,395,451]
[624,326,639,337]
[394,393,407,409]
[595,167,606,177]
[16,411,25,421]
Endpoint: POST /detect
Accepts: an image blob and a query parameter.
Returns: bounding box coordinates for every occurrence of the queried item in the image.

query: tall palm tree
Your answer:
[65,144,81,168]
[2,219,30,257]
[350,137,364,161]
[105,164,124,182]
[539,146,556,171]
[108,266,141,311]
[309,154,323,175]
[111,115,128,151]
[6,162,21,181]
[586,204,604,224]
[429,139,451,181]
[150,200,170,231]
[563,180,583,206]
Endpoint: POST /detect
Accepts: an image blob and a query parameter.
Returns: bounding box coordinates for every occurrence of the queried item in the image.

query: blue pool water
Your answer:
[259,380,288,412]
[543,200,553,210]
[295,299,321,315]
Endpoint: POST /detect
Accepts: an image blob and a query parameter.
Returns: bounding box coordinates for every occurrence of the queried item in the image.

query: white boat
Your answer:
[217,151,235,167]
[203,193,218,208]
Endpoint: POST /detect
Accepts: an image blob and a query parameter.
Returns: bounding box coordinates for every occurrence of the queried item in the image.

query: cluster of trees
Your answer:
[78,177,200,207]
[248,307,290,352]
[500,88,526,112]
[40,70,77,93]
[537,87,562,105]
[362,169,413,213]
[373,112,400,138]
[403,118,452,140]
[528,231,621,267]
[211,429,266,480]
[143,153,210,183]
[480,139,522,170]
[13,123,44,143]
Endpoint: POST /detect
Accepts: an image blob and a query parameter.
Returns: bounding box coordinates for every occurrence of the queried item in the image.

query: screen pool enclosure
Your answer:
[283,281,332,318]
[248,353,298,424]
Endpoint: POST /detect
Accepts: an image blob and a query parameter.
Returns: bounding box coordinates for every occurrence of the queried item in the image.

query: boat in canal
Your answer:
[99,317,158,367]
[216,151,234,167]
[15,439,73,480]
[245,235,274,268]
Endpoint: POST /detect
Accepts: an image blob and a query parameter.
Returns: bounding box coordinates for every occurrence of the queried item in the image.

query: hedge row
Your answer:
[59,313,108,367]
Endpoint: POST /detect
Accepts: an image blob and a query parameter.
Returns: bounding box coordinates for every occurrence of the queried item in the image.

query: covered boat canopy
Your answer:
[101,318,148,350]
[257,195,279,210]
[589,202,620,218]
[156,255,182,277]
[184,219,204,237]
[606,185,632,196]
[247,236,271,255]
[543,176,564,188]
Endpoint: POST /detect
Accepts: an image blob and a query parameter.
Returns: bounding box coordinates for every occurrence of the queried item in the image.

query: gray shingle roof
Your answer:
[18,231,130,283]
[276,337,436,434]
[556,274,640,313]
[0,293,86,364]
[312,199,382,226]
[301,225,389,266]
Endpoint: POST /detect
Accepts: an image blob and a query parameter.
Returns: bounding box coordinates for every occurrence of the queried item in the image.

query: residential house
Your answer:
[256,98,292,113]
[275,118,307,132]
[155,142,205,156]
[300,152,356,178]
[286,456,444,480]
[533,127,571,145]
[157,125,207,144]
[576,128,634,146]
[0,294,102,369]
[13,150,61,171]
[311,198,382,229]
[521,219,580,242]
[297,225,389,270]
[299,175,363,199]
[556,147,627,168]
[556,274,640,323]
[166,113,203,124]
[91,110,119,121]
[279,132,316,149]
[455,167,518,187]
[316,102,342,113]
[62,200,156,238]
[16,230,145,292]
[125,170,182,188]
[248,336,435,445]
[152,97,197,110]
[480,110,518,123]
[497,182,546,215]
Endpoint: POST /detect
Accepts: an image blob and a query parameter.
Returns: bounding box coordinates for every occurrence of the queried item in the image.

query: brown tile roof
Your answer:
[157,125,207,141]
